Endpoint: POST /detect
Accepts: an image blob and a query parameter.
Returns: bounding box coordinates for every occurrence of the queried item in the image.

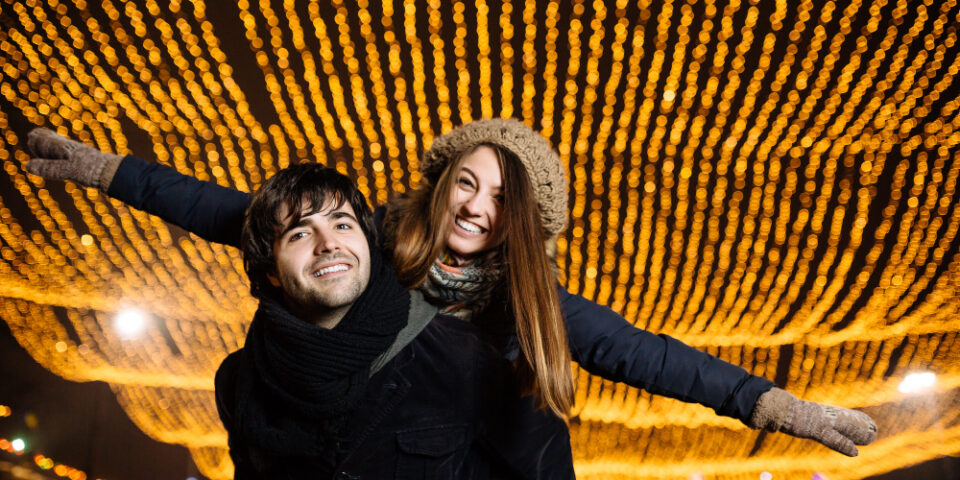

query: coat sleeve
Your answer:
[559,285,775,423]
[106,155,251,247]
[215,353,257,480]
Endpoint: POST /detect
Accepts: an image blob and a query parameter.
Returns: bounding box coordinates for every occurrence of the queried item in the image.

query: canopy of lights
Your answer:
[1,0,958,478]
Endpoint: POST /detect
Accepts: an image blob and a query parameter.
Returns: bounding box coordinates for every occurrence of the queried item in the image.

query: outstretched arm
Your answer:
[27,128,251,247]
[559,286,876,456]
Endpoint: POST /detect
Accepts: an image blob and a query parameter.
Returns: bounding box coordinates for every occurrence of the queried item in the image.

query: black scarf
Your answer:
[241,245,410,437]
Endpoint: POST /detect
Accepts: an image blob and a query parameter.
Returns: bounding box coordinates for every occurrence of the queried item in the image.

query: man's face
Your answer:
[267,197,371,323]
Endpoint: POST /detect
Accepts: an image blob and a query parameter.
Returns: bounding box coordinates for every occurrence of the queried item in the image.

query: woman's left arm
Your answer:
[559,285,877,456]
[558,285,773,421]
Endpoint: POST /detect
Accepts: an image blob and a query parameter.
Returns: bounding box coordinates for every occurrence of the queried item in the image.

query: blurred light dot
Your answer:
[760,473,773,480]
[812,473,828,480]
[11,438,25,452]
[898,372,936,393]
[115,309,148,339]
[663,89,676,101]
[55,341,68,353]
[80,234,94,246]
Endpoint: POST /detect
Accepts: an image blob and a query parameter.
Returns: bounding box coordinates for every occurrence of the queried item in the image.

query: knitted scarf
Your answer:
[243,245,410,424]
[419,250,503,320]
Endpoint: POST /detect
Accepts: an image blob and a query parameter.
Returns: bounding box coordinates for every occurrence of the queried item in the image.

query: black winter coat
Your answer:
[216,311,574,479]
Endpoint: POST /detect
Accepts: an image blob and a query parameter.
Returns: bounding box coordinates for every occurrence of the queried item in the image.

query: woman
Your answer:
[27,120,876,456]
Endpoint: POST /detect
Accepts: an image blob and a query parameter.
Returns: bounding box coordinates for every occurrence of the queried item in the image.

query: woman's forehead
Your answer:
[460,146,504,186]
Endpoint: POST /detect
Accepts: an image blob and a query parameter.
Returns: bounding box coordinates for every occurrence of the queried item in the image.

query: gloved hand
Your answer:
[748,387,878,456]
[26,128,123,190]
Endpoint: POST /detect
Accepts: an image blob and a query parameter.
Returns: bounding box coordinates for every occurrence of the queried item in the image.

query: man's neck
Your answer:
[288,301,352,329]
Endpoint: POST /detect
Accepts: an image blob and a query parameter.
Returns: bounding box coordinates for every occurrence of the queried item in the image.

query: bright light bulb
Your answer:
[115,309,148,339]
[898,372,937,394]
[760,472,773,480]
[11,438,25,451]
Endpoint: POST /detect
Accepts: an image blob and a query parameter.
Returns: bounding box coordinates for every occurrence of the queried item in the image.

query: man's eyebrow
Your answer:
[279,217,309,237]
[328,209,359,223]
[278,206,359,236]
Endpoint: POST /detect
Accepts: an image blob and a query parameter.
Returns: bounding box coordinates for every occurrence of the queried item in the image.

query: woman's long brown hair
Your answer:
[384,145,574,417]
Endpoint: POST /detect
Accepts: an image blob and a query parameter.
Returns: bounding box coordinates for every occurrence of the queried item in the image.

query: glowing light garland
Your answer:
[0,0,958,478]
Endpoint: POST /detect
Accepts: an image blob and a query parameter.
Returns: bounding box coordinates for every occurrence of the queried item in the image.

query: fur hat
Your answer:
[421,118,568,236]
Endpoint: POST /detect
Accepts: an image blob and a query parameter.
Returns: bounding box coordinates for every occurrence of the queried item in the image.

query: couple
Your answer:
[27,119,876,478]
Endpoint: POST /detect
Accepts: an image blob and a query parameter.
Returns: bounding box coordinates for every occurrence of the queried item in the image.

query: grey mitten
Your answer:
[26,128,123,190]
[748,387,878,456]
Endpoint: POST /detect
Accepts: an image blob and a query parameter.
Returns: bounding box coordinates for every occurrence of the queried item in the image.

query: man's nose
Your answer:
[313,230,341,253]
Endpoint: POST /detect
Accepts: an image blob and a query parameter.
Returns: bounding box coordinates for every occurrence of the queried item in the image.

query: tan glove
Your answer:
[748,387,877,456]
[26,128,123,190]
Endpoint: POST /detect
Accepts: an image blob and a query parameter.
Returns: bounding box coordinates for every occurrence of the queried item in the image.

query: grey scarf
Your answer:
[419,252,503,320]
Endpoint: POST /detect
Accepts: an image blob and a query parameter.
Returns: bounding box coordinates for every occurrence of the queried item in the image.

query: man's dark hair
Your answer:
[241,163,377,298]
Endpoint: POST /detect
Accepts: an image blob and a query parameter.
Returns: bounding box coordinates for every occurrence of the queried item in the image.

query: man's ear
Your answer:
[267,272,281,287]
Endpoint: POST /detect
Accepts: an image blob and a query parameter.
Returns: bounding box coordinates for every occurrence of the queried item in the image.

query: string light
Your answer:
[898,371,938,393]
[1,1,959,479]
[113,308,148,339]
[0,410,102,480]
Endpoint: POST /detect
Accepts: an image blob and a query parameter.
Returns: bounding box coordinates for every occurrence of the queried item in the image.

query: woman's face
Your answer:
[446,145,505,257]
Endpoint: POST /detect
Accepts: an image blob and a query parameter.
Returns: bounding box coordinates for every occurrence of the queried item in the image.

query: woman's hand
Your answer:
[749,387,878,456]
[26,128,123,190]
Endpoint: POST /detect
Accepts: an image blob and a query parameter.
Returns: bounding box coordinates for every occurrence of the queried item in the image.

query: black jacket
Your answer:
[216,307,573,480]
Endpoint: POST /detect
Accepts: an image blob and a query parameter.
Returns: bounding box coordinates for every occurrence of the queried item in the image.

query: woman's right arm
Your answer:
[26,128,251,247]
[108,156,250,247]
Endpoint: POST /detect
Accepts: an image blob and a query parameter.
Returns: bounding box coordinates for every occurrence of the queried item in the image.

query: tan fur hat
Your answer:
[421,118,568,236]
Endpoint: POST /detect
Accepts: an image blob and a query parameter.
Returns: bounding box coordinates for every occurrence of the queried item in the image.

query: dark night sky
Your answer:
[0,320,204,480]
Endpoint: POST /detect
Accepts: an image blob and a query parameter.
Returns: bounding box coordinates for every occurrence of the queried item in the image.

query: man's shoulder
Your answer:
[213,349,248,426]
[215,349,245,383]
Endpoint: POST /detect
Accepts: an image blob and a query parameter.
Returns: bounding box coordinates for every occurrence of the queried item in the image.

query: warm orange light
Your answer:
[0,1,959,479]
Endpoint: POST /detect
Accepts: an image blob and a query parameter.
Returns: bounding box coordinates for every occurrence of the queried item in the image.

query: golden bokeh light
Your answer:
[1,0,959,479]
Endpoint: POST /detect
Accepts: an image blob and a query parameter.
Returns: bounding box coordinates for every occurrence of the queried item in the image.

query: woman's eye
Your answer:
[458,177,474,189]
[335,223,352,230]
[493,195,504,204]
